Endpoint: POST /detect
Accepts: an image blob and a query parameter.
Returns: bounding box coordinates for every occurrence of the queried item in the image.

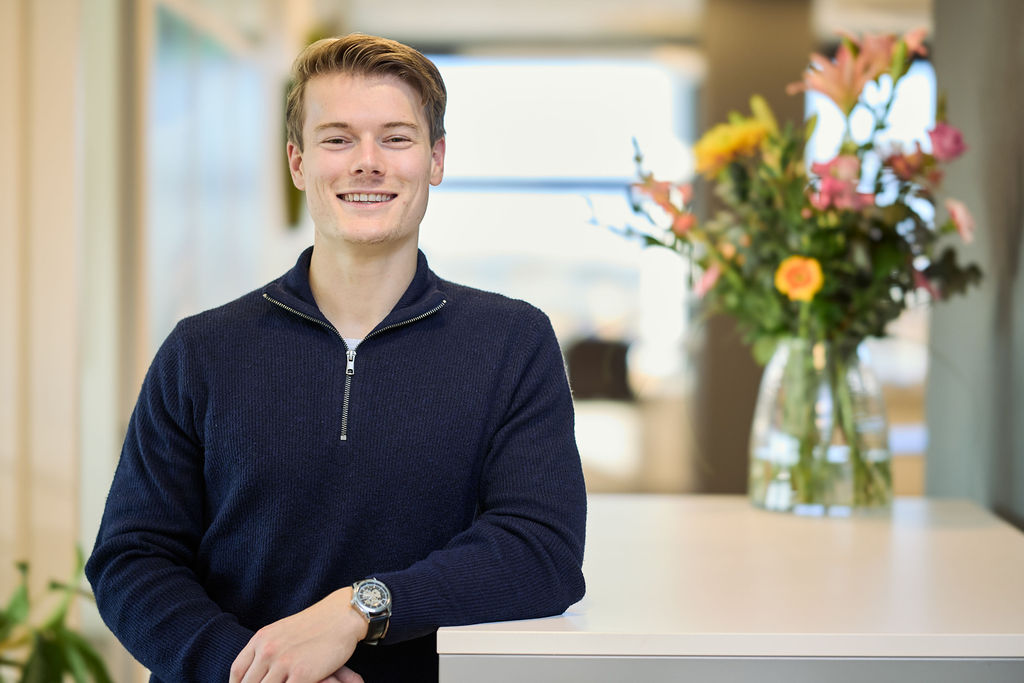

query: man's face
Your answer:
[287,72,445,249]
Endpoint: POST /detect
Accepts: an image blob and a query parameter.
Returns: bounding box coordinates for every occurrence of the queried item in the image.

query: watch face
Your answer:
[356,580,391,613]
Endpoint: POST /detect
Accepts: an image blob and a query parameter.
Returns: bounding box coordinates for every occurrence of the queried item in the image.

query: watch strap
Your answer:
[364,612,389,645]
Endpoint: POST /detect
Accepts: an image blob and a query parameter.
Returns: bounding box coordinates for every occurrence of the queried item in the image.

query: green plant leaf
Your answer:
[752,336,779,365]
[889,40,908,82]
[803,113,818,143]
[1,568,30,642]
[19,633,64,683]
[40,548,88,632]
[54,630,87,683]
[52,631,111,683]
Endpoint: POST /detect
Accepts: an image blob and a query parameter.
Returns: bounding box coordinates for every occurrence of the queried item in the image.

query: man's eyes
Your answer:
[321,136,413,145]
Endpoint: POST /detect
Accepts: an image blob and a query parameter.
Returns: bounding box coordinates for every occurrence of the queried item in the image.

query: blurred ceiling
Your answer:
[308,0,932,48]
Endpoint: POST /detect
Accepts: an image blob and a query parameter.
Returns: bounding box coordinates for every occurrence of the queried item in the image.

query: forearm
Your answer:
[86,536,255,681]
[376,314,587,642]
[376,506,586,642]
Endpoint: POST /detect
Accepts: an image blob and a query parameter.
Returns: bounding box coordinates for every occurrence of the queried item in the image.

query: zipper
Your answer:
[263,293,446,442]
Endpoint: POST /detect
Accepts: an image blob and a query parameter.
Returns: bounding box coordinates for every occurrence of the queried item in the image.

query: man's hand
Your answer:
[322,666,364,683]
[229,586,369,683]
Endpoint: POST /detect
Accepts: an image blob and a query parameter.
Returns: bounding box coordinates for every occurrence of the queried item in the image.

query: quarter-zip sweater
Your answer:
[86,248,587,683]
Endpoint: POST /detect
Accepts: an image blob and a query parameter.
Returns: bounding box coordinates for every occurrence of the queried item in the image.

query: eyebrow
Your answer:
[313,121,421,134]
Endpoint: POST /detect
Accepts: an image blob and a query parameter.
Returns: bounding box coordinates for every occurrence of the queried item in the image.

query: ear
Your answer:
[287,142,306,190]
[429,137,446,186]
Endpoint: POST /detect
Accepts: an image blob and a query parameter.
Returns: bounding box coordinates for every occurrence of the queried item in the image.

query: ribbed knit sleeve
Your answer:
[85,321,254,682]
[374,309,587,642]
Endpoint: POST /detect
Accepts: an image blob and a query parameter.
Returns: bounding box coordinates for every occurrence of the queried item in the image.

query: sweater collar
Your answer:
[262,246,448,334]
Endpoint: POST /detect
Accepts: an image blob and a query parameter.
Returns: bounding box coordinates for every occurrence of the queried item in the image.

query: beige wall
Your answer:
[0,0,82,599]
[0,0,26,598]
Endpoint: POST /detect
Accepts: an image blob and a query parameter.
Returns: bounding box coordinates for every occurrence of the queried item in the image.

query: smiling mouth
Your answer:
[338,193,397,203]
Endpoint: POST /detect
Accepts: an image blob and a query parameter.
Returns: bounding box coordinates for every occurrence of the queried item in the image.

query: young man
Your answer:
[86,34,587,683]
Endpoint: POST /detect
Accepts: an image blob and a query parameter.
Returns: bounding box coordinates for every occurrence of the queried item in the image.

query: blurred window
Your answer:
[418,54,702,490]
[147,6,267,351]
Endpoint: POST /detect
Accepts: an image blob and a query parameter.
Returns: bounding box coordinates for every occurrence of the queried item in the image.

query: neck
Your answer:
[308,239,419,339]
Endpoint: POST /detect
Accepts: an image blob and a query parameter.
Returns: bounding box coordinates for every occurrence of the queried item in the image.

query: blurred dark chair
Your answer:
[565,338,633,401]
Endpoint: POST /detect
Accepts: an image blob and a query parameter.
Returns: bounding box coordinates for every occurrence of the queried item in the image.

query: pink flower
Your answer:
[885,143,926,181]
[913,268,942,300]
[695,263,721,298]
[928,122,967,161]
[850,32,897,81]
[787,43,878,116]
[900,27,929,58]
[946,198,975,243]
[839,28,928,72]
[810,155,874,210]
[926,168,945,187]
[790,30,929,116]
[811,178,874,211]
[812,155,861,182]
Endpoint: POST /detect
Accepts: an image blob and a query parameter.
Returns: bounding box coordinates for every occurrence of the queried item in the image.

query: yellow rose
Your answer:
[775,256,824,302]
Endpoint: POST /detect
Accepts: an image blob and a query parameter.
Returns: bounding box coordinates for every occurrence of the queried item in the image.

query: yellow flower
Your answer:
[748,95,779,135]
[694,118,771,176]
[775,256,824,302]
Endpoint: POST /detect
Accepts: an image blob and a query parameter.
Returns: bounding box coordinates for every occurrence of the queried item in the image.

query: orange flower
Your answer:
[671,212,697,237]
[633,178,693,214]
[775,256,824,302]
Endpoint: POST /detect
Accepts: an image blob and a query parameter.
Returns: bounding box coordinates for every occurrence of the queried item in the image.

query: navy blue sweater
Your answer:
[86,248,587,682]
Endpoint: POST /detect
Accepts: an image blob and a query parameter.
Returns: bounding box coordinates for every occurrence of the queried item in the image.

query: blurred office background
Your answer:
[1,0,1022,679]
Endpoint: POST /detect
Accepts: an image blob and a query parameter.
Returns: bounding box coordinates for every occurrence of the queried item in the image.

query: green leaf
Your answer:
[752,336,779,365]
[840,35,859,58]
[803,113,818,143]
[1,572,30,642]
[40,548,88,632]
[20,633,64,683]
[54,630,87,683]
[890,40,908,82]
[53,631,112,683]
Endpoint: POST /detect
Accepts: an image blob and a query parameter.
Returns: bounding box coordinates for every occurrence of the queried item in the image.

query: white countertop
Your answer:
[437,494,1024,658]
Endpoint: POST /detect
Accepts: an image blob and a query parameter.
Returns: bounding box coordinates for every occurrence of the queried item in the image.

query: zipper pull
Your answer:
[346,349,356,375]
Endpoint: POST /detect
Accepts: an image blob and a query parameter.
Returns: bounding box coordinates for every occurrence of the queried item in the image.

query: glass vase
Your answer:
[748,338,892,515]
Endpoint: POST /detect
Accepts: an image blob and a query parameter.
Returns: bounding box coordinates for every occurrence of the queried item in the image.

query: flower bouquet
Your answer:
[623,30,981,513]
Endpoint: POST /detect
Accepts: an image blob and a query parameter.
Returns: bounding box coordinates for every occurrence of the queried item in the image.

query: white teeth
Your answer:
[340,193,395,203]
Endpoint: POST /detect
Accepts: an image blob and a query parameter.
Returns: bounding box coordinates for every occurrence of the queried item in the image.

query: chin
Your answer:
[324,226,416,249]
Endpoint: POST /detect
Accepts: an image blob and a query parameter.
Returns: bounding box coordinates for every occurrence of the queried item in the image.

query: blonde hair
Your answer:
[285,33,447,150]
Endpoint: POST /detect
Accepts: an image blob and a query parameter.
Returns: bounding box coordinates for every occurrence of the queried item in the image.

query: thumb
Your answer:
[337,666,365,683]
[322,666,364,683]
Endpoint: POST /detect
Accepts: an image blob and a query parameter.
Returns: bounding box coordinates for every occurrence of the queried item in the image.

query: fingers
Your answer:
[319,666,364,683]
[230,635,277,683]
[228,642,256,683]
[337,667,365,683]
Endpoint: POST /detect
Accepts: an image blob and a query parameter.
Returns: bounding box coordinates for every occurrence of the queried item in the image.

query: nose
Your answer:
[350,141,384,176]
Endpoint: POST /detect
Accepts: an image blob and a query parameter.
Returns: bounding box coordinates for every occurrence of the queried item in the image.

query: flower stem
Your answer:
[830,350,864,504]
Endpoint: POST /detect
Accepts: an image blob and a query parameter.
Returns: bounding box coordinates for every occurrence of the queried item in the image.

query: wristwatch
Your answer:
[351,578,391,645]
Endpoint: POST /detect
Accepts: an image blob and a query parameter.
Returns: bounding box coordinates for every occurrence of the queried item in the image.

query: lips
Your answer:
[338,193,397,203]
